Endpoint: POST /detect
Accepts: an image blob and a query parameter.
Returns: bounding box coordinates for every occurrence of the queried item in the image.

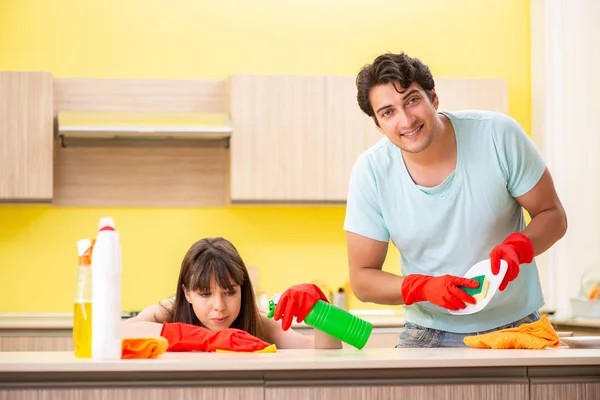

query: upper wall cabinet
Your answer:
[229,75,508,203]
[0,72,53,201]
[52,78,231,207]
[229,75,379,202]
[324,76,383,201]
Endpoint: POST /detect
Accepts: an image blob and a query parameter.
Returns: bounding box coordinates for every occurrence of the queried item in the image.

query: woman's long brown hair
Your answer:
[167,237,269,342]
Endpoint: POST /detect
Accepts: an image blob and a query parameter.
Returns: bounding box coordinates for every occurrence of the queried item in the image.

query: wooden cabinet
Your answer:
[229,75,509,202]
[530,383,600,400]
[229,75,379,202]
[266,384,528,400]
[52,78,231,207]
[1,387,263,400]
[0,333,72,352]
[0,72,53,201]
[324,76,383,200]
[529,366,600,400]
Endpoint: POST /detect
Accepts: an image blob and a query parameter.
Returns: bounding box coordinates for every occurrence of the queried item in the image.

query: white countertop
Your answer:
[1,348,599,372]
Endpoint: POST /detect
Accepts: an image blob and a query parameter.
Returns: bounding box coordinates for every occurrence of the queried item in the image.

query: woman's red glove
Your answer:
[490,232,534,291]
[273,283,328,330]
[160,322,271,352]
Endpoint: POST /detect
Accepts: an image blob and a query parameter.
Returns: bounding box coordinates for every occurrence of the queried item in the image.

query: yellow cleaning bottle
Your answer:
[73,238,93,358]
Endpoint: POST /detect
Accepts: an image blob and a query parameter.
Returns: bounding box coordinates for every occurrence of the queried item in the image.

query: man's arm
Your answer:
[346,232,406,304]
[515,168,567,255]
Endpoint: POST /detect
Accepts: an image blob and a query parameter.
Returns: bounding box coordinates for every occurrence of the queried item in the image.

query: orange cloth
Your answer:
[121,337,169,359]
[463,315,560,349]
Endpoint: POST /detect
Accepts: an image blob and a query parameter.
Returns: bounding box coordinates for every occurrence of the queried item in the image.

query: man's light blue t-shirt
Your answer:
[344,110,546,333]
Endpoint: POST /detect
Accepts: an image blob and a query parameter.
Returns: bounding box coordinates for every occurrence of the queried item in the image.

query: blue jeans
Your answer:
[396,311,541,348]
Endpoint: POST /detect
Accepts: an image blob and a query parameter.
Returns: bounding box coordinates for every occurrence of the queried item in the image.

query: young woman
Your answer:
[121,236,342,350]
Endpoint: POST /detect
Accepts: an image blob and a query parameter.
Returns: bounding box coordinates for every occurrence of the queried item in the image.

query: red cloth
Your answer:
[401,274,479,310]
[274,283,328,331]
[160,322,271,352]
[490,232,534,291]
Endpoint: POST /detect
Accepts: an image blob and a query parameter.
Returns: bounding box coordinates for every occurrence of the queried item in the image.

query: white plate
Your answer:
[448,258,508,316]
[560,336,600,348]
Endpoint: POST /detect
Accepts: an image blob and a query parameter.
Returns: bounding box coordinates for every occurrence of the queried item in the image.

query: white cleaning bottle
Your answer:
[91,217,122,360]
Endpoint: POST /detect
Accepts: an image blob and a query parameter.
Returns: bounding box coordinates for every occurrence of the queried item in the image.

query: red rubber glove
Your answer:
[401,274,480,311]
[160,322,271,352]
[273,283,328,331]
[490,232,534,292]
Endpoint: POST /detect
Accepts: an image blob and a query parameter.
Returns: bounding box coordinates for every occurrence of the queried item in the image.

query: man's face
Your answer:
[369,81,440,154]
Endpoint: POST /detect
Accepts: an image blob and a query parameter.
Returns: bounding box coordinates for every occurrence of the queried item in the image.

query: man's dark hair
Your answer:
[356,52,435,119]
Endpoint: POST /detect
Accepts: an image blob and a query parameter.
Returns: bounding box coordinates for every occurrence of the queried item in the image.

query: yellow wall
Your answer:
[0,0,531,313]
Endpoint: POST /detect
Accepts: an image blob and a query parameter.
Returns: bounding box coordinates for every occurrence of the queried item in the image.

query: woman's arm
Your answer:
[260,314,342,349]
[313,329,343,349]
[120,300,172,339]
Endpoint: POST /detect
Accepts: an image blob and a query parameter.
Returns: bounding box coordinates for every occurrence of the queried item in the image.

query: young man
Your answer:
[344,52,567,347]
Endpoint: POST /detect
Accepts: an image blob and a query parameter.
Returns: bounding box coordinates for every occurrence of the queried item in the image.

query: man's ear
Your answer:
[182,284,192,303]
[430,88,439,110]
[372,116,385,135]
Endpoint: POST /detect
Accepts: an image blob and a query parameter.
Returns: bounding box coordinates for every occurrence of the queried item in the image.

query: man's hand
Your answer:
[401,274,480,310]
[490,232,534,291]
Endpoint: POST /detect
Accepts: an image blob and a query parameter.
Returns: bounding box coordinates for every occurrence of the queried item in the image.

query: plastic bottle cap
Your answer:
[267,300,276,319]
[98,217,116,232]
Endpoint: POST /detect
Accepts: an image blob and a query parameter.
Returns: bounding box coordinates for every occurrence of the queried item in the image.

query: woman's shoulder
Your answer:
[165,295,176,304]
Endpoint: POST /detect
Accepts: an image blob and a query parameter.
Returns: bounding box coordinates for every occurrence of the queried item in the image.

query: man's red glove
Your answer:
[490,232,534,292]
[273,283,328,331]
[160,322,271,352]
[401,274,480,311]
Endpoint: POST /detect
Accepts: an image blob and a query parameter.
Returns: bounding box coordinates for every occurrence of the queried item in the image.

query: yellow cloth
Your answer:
[121,337,169,359]
[216,344,277,353]
[463,315,560,349]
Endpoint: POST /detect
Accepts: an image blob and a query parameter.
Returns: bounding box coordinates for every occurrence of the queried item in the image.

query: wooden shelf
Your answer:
[52,78,232,206]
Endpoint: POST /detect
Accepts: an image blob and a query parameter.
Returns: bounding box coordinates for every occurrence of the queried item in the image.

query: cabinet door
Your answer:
[0,335,72,351]
[229,75,379,202]
[267,385,527,400]
[2,387,264,400]
[230,75,327,201]
[229,75,508,202]
[324,76,380,200]
[531,383,600,400]
[0,72,53,200]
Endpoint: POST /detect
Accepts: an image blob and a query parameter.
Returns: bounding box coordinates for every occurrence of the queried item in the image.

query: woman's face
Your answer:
[183,275,242,330]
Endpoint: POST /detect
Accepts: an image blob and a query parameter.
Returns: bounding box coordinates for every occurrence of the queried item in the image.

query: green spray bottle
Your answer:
[268,298,373,350]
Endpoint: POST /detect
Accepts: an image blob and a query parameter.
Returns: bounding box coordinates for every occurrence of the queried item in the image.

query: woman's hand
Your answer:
[273,283,328,330]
